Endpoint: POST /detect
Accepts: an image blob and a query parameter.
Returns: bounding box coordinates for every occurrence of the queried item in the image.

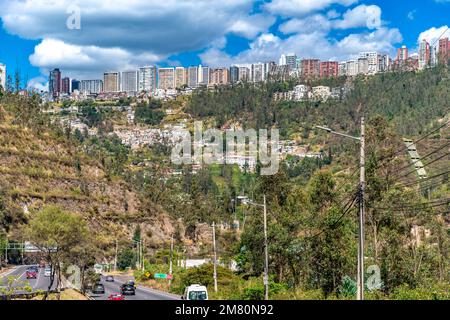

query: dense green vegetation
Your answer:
[187,66,450,138]
[134,100,165,125]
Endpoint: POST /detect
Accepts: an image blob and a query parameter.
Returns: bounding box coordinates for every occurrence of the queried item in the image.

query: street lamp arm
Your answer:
[315,125,361,141]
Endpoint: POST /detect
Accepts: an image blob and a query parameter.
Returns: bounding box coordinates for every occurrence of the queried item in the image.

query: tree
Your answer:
[25,206,89,300]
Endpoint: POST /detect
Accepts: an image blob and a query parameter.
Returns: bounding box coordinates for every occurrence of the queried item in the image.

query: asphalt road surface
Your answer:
[0,265,56,294]
[89,274,180,300]
[1,265,178,300]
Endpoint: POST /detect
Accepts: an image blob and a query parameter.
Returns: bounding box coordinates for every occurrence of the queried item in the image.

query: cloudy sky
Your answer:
[0,0,449,90]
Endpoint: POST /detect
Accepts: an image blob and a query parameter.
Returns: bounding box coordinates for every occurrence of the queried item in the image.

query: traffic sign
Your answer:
[154,273,173,280]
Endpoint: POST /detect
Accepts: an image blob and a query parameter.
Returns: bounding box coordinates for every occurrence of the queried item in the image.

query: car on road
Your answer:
[44,266,52,277]
[182,284,208,300]
[92,283,105,294]
[26,268,38,279]
[126,280,136,288]
[108,293,125,300]
[105,275,114,282]
[120,284,136,296]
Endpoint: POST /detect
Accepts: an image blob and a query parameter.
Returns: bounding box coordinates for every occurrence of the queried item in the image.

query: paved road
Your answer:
[1,266,179,300]
[89,274,180,300]
[0,265,56,294]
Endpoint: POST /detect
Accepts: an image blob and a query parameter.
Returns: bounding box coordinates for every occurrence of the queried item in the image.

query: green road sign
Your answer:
[154,273,173,280]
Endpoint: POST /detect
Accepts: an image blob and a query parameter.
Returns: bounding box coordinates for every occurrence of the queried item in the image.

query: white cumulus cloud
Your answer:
[417,25,450,47]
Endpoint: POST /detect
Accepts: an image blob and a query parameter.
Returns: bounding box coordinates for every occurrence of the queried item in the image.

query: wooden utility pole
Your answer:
[212,222,218,293]
[263,195,269,301]
[169,234,174,287]
[357,117,365,301]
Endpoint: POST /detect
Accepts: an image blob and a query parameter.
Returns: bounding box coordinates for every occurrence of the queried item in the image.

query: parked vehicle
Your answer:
[182,284,208,300]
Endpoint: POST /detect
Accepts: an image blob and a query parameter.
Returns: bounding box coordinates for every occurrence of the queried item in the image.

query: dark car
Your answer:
[26,268,37,279]
[105,275,114,282]
[92,283,105,294]
[126,280,136,288]
[120,284,136,296]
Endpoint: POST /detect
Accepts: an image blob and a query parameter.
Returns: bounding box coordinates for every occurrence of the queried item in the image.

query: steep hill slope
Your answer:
[0,102,180,253]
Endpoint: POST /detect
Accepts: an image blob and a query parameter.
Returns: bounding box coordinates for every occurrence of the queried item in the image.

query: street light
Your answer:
[246,194,269,301]
[316,117,365,300]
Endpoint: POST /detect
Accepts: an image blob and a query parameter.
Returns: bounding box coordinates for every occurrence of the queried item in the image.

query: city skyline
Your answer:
[0,0,449,90]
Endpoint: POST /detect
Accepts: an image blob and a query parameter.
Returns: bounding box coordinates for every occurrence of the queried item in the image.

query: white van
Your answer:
[182,284,209,300]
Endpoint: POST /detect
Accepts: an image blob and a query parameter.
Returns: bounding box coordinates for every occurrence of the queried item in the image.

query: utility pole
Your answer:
[114,239,118,272]
[357,117,365,301]
[246,195,270,300]
[212,222,218,293]
[316,117,366,300]
[263,194,269,301]
[5,241,8,265]
[141,238,145,271]
[169,234,174,287]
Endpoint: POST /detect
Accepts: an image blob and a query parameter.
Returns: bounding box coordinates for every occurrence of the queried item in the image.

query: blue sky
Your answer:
[0,0,449,90]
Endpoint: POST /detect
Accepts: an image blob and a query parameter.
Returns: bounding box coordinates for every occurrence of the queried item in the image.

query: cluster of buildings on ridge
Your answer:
[44,38,449,102]
[1,38,448,101]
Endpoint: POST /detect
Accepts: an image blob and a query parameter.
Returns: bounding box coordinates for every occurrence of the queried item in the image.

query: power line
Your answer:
[397,169,450,188]
[303,192,359,241]
[373,198,449,211]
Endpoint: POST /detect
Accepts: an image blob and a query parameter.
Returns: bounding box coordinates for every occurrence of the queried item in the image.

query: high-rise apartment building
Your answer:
[320,61,338,78]
[188,66,199,88]
[229,66,239,84]
[104,71,120,92]
[418,40,431,70]
[0,63,6,90]
[121,70,138,93]
[210,68,230,85]
[138,66,157,92]
[251,63,265,82]
[285,54,298,71]
[357,58,369,75]
[359,52,380,74]
[380,54,391,72]
[80,80,103,94]
[264,61,276,77]
[61,77,71,95]
[158,68,175,90]
[396,45,408,62]
[346,60,358,76]
[49,68,62,98]
[238,67,250,82]
[439,38,450,65]
[71,79,80,92]
[301,59,320,78]
[338,62,347,76]
[175,67,188,88]
[197,66,210,86]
